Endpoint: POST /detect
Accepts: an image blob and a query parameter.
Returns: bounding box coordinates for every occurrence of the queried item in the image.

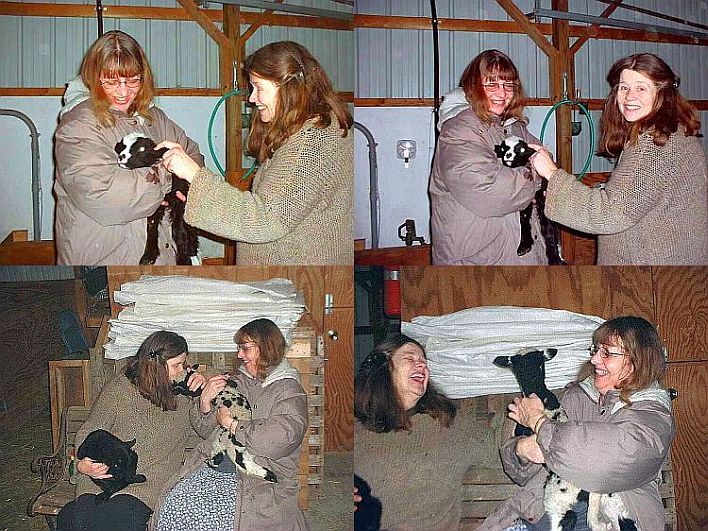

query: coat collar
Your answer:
[578,376,672,414]
[238,357,301,388]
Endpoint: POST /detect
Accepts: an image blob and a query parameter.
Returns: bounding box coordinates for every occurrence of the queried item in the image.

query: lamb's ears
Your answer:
[493,355,512,368]
[543,348,558,361]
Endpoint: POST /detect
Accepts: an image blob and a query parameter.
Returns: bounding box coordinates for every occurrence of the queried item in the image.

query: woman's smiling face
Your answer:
[390,342,430,411]
[616,68,657,123]
[590,339,634,396]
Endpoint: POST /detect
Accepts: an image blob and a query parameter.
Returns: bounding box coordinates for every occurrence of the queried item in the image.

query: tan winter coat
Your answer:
[429,89,547,265]
[151,359,309,531]
[480,378,675,531]
[184,116,353,265]
[54,80,203,265]
[545,129,708,265]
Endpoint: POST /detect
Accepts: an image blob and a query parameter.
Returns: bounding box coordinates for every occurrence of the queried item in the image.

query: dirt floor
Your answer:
[0,409,351,531]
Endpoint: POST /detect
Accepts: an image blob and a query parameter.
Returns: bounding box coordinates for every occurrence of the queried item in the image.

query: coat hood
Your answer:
[60,76,91,118]
[238,357,302,388]
[578,376,673,415]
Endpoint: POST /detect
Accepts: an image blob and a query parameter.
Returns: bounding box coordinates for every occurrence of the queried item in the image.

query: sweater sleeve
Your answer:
[434,114,537,218]
[231,380,308,461]
[545,141,666,234]
[184,125,333,243]
[188,400,218,439]
[55,117,170,226]
[535,397,674,493]
[75,377,122,451]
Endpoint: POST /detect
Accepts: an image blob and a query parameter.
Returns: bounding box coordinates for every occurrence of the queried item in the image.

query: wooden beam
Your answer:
[495,0,559,58]
[241,0,285,42]
[353,13,708,46]
[176,0,231,50]
[0,2,351,30]
[569,0,623,56]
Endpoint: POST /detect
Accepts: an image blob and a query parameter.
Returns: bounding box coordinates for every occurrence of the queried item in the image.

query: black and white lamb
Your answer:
[172,366,277,483]
[493,349,637,531]
[114,133,198,265]
[76,429,147,505]
[493,136,564,265]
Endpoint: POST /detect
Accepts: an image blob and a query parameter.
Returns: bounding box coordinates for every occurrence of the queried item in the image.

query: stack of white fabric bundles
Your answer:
[401,306,605,398]
[104,275,306,360]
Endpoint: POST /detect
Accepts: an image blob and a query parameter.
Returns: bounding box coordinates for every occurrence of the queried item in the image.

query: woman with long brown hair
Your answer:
[54,30,203,266]
[158,41,353,265]
[530,53,707,265]
[57,331,210,530]
[354,334,495,530]
[429,49,548,265]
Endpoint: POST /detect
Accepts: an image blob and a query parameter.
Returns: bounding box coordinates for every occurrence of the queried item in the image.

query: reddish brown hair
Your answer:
[244,41,353,162]
[459,49,528,125]
[124,331,188,411]
[598,53,701,158]
[80,30,156,127]
[234,318,287,380]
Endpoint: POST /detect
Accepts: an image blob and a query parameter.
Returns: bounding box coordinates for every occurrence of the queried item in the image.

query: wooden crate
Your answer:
[97,317,324,509]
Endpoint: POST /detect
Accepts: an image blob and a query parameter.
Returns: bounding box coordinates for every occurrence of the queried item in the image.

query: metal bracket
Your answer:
[324,293,334,315]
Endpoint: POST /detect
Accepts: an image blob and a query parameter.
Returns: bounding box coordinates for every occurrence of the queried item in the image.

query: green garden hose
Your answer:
[539,99,595,181]
[207,89,258,181]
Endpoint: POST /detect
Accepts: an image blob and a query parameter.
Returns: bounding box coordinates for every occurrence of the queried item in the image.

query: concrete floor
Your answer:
[0,410,351,531]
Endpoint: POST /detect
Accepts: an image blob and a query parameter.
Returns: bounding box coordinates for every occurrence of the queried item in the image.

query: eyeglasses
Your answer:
[236,342,258,353]
[482,81,516,93]
[100,77,142,91]
[589,344,627,359]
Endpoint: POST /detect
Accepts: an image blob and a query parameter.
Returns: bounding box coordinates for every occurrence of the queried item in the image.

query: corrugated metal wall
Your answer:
[0,0,353,91]
[355,0,707,172]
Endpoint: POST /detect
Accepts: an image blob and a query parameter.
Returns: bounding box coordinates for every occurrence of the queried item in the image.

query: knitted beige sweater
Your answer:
[355,411,499,531]
[545,129,707,265]
[184,117,353,265]
[75,375,208,509]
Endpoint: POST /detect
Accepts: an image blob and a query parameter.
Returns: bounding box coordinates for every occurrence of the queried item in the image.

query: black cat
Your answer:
[76,429,147,505]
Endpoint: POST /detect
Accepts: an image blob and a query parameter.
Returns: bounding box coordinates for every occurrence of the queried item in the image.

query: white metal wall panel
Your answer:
[0,1,352,91]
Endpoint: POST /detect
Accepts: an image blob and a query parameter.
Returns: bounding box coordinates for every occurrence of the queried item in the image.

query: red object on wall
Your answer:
[383,268,401,317]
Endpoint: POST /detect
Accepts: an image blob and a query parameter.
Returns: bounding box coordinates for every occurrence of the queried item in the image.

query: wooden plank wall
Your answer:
[0,280,77,435]
[400,266,707,531]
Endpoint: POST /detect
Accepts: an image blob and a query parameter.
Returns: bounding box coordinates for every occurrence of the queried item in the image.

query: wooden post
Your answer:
[550,0,576,264]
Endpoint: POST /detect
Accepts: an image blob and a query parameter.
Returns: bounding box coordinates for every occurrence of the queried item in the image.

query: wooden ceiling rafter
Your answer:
[496,0,559,59]
[569,0,623,55]
[176,0,232,51]
[241,0,285,42]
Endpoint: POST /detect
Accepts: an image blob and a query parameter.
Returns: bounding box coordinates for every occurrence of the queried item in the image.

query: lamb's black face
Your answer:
[115,133,168,169]
[494,136,537,168]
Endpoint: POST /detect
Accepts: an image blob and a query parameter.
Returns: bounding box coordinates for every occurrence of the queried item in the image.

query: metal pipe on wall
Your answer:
[0,109,42,241]
[354,121,379,249]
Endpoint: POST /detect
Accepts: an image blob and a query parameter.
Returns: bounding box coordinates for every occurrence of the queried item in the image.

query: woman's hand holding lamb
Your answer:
[528,144,558,179]
[198,374,229,414]
[157,140,201,184]
[515,436,545,465]
[77,457,113,479]
[508,393,546,430]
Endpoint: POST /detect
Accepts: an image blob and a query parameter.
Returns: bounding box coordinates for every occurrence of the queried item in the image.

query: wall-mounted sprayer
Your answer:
[396,140,416,168]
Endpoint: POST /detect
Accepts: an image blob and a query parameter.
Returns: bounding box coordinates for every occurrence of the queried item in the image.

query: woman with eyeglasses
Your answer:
[529,53,707,265]
[481,316,675,531]
[354,334,496,530]
[54,30,203,265]
[156,41,353,265]
[58,331,209,531]
[429,49,547,265]
[152,318,309,531]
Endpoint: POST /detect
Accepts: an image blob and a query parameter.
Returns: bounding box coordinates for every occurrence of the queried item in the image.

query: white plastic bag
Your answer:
[401,306,605,398]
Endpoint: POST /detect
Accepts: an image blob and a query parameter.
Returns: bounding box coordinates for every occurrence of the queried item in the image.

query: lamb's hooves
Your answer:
[517,244,532,256]
[263,469,278,483]
[618,519,638,531]
[139,256,157,265]
[559,510,577,531]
